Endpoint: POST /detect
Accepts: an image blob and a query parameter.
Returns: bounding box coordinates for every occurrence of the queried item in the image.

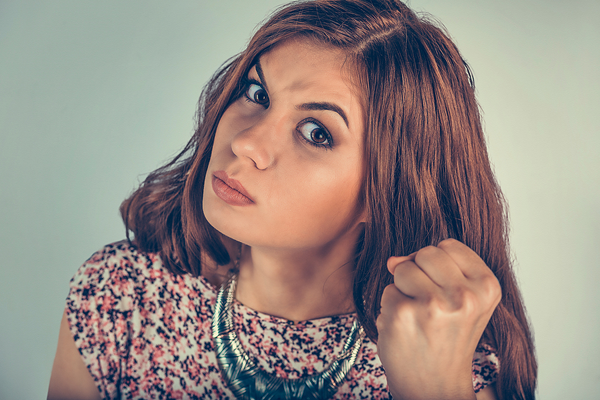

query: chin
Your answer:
[202,199,249,246]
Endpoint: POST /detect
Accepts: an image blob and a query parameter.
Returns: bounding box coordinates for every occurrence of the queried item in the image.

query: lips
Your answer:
[211,170,254,206]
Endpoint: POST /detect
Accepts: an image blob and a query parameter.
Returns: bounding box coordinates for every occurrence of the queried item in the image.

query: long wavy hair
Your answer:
[121,0,537,398]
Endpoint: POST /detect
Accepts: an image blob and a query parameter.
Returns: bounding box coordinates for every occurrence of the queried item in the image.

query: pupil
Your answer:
[255,90,267,103]
[312,129,325,143]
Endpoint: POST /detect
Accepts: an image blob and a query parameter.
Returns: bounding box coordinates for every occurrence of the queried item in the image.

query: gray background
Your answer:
[1,0,598,398]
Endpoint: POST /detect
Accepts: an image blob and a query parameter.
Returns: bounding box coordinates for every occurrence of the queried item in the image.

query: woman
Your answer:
[48,0,537,399]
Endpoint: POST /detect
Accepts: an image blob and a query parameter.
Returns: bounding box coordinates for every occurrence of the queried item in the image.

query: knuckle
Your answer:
[460,290,479,310]
[481,274,502,303]
[378,300,413,333]
[375,314,384,330]
[443,286,478,313]
[480,271,499,289]
[426,295,447,313]
[393,303,415,324]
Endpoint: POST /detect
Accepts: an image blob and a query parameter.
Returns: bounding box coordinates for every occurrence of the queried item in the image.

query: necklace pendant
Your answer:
[212,276,365,400]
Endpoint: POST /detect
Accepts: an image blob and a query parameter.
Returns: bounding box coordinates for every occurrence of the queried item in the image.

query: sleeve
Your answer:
[472,342,499,393]
[65,242,138,400]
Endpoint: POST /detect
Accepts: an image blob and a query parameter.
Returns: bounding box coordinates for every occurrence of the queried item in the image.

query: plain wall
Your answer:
[0,0,598,398]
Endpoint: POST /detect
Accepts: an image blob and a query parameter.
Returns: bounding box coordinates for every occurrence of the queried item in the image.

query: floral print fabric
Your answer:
[66,241,498,399]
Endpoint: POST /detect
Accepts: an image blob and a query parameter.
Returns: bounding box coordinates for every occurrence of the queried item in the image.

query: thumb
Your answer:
[386,252,417,274]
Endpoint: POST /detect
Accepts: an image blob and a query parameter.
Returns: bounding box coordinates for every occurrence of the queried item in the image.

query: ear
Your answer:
[357,208,367,224]
[351,188,367,225]
[352,203,367,226]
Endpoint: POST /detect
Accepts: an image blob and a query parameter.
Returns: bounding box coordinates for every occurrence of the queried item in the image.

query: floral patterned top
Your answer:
[65,241,499,399]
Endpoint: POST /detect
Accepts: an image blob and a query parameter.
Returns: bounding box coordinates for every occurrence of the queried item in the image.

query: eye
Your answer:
[297,120,333,148]
[245,82,269,106]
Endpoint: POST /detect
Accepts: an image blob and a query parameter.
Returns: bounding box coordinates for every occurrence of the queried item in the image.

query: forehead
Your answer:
[255,39,355,90]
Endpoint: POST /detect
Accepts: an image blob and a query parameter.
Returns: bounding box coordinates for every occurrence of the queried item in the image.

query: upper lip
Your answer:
[213,170,254,202]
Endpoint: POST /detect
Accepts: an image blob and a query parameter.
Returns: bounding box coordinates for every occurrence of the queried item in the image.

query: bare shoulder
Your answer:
[476,385,498,400]
[47,310,101,400]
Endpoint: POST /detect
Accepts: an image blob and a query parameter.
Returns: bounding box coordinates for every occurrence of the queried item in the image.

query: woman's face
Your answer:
[203,39,365,251]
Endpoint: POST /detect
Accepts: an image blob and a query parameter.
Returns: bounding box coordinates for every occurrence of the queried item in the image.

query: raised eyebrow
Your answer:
[252,60,269,93]
[297,102,349,128]
[252,61,348,128]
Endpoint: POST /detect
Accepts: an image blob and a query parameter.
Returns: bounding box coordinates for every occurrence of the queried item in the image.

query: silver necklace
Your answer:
[211,275,365,400]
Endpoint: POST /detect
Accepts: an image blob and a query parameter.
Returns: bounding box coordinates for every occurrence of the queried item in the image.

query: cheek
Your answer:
[206,109,247,171]
[262,165,364,243]
[211,116,233,154]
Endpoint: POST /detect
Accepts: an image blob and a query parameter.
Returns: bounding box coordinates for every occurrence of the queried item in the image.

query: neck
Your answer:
[234,228,361,322]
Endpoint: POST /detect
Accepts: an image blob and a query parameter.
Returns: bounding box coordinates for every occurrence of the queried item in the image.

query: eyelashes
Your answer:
[296,119,333,149]
[241,78,334,149]
[244,80,269,106]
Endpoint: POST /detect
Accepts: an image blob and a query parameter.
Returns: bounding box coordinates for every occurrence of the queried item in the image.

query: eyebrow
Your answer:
[297,102,349,128]
[254,60,269,93]
[252,59,350,129]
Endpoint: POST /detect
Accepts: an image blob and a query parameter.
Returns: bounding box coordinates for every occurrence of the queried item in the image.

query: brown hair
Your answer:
[121,0,537,398]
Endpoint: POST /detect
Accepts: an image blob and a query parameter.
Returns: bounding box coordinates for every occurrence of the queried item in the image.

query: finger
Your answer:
[437,239,501,305]
[380,283,413,310]
[387,251,417,274]
[377,284,414,335]
[393,259,439,299]
[413,245,466,288]
[436,239,489,279]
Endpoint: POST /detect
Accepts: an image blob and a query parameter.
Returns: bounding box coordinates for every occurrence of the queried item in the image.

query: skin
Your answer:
[202,39,366,321]
[48,39,500,399]
[47,311,101,400]
[377,239,501,399]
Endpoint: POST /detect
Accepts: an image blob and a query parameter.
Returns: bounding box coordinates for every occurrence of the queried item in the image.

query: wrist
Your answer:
[387,372,476,400]
[389,390,476,400]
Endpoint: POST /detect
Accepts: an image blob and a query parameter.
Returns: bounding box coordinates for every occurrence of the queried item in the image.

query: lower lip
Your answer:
[211,175,254,206]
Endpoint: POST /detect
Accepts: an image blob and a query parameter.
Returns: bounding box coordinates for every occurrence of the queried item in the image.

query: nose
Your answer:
[230,114,281,170]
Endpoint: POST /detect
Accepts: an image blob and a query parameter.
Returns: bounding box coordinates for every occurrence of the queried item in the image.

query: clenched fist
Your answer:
[376,239,501,400]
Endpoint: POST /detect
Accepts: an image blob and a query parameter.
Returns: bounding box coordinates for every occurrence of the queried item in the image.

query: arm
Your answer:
[47,310,101,400]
